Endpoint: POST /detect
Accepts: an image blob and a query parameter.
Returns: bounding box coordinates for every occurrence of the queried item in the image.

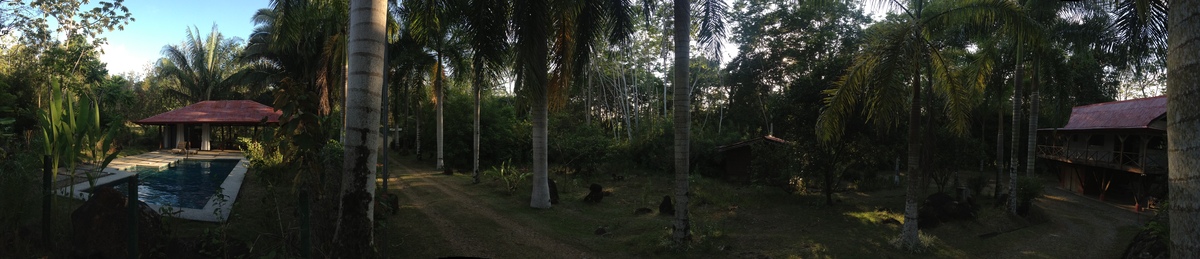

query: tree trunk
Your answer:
[1167,1,1200,256]
[671,0,692,244]
[995,104,1004,199]
[436,51,445,170]
[530,79,551,208]
[1008,44,1023,215]
[1026,60,1039,177]
[335,0,385,256]
[899,56,922,250]
[473,58,483,184]
[525,0,552,209]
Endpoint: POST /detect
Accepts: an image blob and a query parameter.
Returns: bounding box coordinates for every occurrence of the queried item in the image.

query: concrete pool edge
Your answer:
[55,152,249,223]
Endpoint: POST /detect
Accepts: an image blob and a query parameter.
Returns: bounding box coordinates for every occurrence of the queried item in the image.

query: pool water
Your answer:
[100,159,240,209]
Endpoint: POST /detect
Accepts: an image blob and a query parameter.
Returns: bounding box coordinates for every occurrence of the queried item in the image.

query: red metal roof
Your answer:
[1058,96,1165,131]
[135,100,282,125]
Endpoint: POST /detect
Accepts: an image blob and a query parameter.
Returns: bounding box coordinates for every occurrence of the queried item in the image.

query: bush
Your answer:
[855,176,897,192]
[1015,176,1044,204]
[419,94,529,170]
[239,137,287,181]
[966,175,988,196]
[612,119,672,172]
[548,113,612,175]
[1015,176,1044,215]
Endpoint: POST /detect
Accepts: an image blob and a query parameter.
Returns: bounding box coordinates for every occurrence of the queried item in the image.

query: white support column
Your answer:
[162,125,168,149]
[176,123,185,149]
[201,123,211,151]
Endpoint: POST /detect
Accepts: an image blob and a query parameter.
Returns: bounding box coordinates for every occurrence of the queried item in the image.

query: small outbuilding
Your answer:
[716,135,790,182]
[135,100,282,151]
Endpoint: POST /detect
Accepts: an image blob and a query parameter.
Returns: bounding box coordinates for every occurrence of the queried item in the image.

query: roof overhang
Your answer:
[135,100,282,126]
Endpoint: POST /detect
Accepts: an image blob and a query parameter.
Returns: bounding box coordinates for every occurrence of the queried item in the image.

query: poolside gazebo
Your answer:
[135,100,282,151]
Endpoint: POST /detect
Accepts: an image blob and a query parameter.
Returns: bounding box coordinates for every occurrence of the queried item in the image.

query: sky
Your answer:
[99,0,271,77]
[98,1,886,79]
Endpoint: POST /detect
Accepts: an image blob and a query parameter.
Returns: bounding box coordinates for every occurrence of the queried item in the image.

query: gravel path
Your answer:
[388,159,593,258]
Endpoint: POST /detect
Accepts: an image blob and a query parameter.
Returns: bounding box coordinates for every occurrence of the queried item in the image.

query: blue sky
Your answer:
[99,0,271,77]
[95,1,886,79]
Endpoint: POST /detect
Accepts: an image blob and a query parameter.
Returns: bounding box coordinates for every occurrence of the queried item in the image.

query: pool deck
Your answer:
[56,150,250,223]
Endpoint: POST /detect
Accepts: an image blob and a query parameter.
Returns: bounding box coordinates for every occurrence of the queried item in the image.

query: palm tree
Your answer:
[462,0,510,183]
[335,0,386,256]
[670,0,692,243]
[1166,1,1198,257]
[512,0,552,209]
[158,25,247,103]
[513,0,632,208]
[241,0,348,117]
[816,0,1037,249]
[403,0,467,170]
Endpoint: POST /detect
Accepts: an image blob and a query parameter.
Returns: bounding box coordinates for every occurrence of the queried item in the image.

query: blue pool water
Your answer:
[97,159,240,209]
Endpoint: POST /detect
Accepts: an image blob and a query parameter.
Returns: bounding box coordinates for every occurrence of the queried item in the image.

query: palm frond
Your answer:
[695,0,727,59]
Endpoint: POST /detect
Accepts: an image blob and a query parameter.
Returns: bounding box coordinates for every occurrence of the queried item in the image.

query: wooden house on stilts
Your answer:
[1037,96,1167,209]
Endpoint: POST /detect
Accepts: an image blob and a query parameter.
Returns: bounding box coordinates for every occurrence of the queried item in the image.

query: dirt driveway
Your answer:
[986,186,1149,258]
[384,158,592,258]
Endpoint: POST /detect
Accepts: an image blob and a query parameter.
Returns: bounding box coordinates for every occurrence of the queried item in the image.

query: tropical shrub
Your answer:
[483,160,530,193]
[1015,176,1044,215]
[239,137,287,180]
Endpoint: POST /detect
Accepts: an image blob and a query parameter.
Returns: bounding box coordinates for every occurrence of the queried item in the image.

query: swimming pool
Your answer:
[117,159,241,209]
[59,152,249,222]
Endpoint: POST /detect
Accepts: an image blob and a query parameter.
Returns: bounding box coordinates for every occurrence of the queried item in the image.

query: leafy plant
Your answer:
[39,84,121,190]
[1015,176,1044,205]
[484,160,530,193]
[239,137,287,182]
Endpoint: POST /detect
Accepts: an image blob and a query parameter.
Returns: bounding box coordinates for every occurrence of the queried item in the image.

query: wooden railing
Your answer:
[1036,145,1167,173]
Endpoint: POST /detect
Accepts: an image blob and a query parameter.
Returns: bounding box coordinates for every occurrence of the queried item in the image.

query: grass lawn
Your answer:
[18,152,1135,258]
[367,155,1142,258]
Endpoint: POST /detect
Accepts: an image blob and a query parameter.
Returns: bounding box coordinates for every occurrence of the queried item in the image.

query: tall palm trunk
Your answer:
[899,56,922,249]
[1008,44,1023,215]
[1167,1,1200,256]
[335,0,385,255]
[522,0,552,209]
[530,83,551,208]
[436,49,445,170]
[995,105,1004,199]
[473,57,483,184]
[671,0,692,243]
[1025,60,1039,177]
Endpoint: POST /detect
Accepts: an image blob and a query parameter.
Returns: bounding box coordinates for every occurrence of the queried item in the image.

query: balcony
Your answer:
[1036,145,1167,174]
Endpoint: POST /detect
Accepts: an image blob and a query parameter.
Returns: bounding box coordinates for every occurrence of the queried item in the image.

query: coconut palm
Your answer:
[335,0,386,256]
[158,25,248,104]
[816,0,1038,249]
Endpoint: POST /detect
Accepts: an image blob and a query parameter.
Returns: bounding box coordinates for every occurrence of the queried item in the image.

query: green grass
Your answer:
[408,157,974,258]
[391,159,1145,258]
[6,153,1140,258]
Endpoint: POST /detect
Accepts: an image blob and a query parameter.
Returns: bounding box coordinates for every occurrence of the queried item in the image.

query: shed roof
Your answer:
[716,135,790,153]
[135,100,282,125]
[1053,96,1165,131]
